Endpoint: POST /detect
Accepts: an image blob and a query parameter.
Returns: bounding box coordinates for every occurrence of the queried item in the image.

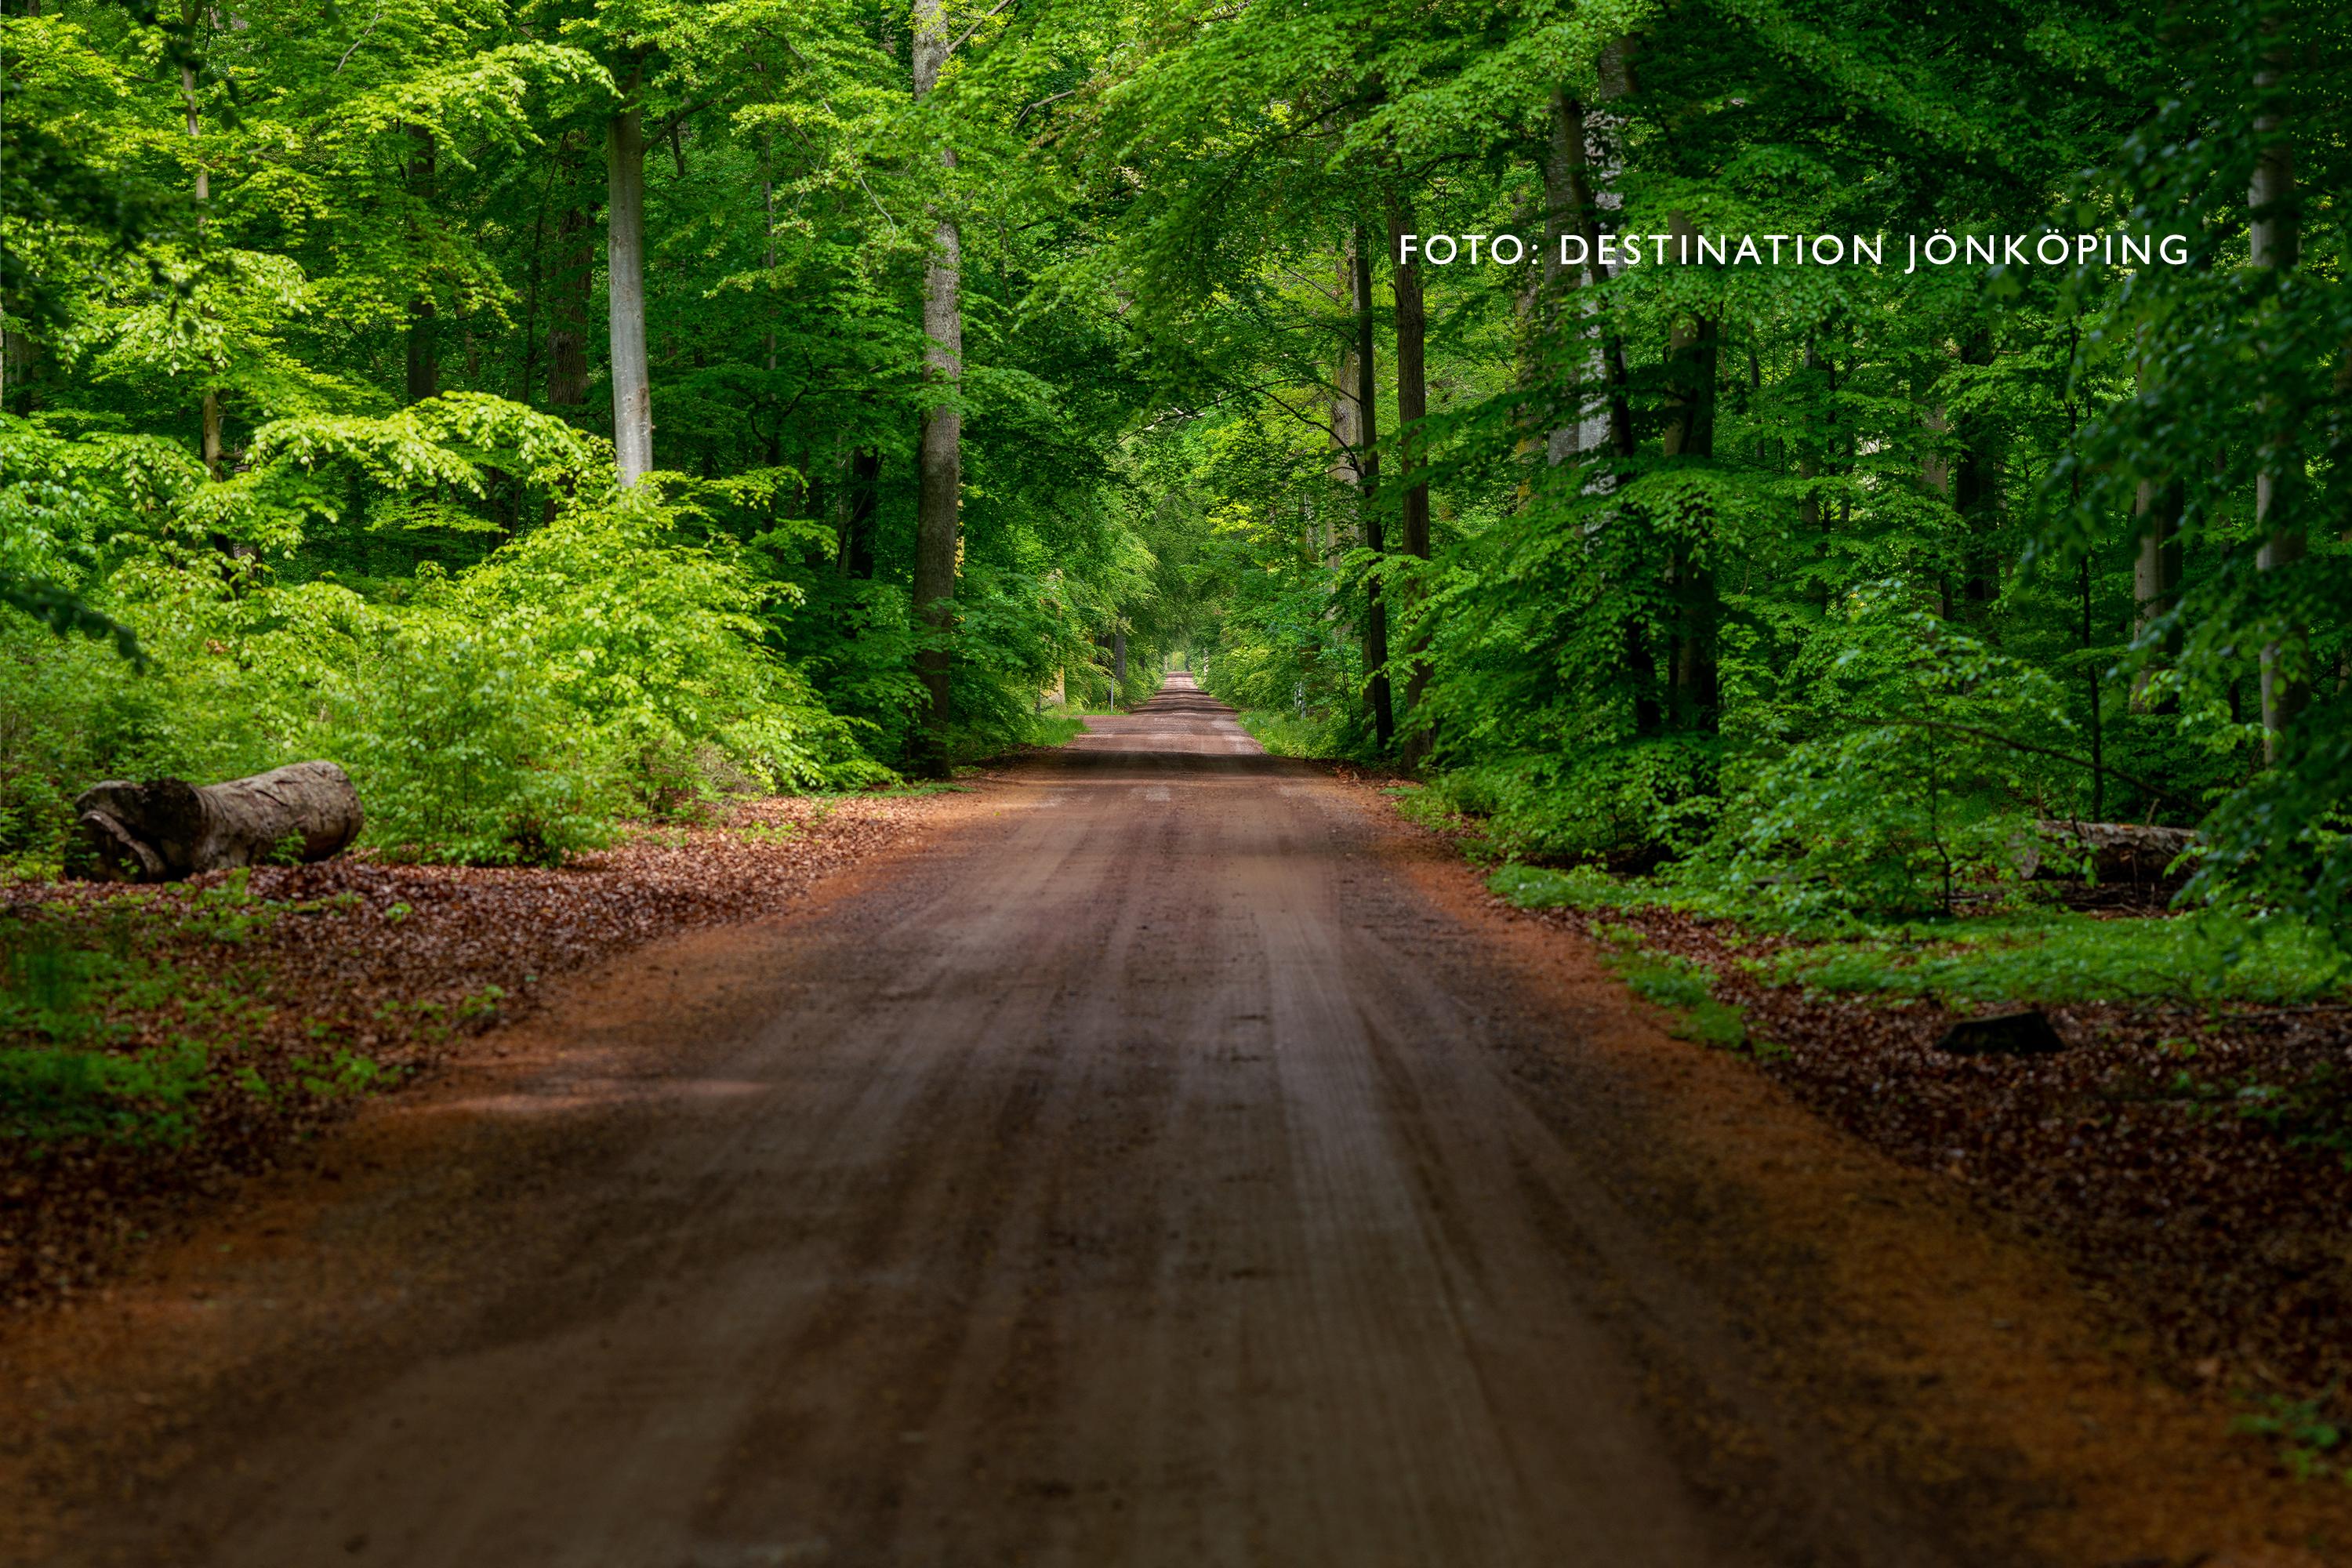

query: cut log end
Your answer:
[71,761,364,883]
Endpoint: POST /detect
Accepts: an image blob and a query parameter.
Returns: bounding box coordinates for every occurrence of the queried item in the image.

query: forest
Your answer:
[1,0,2343,919]
[0,0,2339,882]
[6,0,2352,1541]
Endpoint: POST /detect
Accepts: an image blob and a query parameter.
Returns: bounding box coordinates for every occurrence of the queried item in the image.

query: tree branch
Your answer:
[945,0,1016,60]
[1871,717,2186,808]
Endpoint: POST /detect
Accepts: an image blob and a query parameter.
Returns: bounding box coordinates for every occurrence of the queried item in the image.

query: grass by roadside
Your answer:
[0,795,932,1309]
[1232,709,1328,757]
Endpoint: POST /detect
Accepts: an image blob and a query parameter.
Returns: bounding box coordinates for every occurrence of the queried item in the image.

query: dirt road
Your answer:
[23,677,2320,1566]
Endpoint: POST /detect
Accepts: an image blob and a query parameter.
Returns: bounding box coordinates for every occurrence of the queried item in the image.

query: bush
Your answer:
[1421,739,1719,864]
[1674,600,2078,921]
[338,625,615,866]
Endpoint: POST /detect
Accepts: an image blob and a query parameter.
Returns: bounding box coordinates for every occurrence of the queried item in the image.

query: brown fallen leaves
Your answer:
[0,795,933,1310]
[1523,898,2352,1426]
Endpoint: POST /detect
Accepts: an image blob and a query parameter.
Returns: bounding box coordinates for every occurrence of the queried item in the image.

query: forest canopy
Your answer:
[2,0,2346,930]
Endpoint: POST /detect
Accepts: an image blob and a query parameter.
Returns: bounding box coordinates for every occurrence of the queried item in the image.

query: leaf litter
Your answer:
[0,794,935,1309]
[1509,893,2352,1466]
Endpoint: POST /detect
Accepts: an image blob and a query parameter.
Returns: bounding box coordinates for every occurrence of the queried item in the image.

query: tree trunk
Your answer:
[1549,44,1637,466]
[547,205,592,407]
[1660,214,1719,730]
[2250,56,2302,760]
[181,59,209,214]
[1352,228,1393,750]
[200,391,223,481]
[1385,193,1433,760]
[835,446,880,579]
[405,125,439,405]
[73,762,364,884]
[183,54,222,480]
[1330,246,1361,528]
[910,0,963,774]
[2132,470,2183,710]
[2022,820,2198,886]
[1953,332,2000,615]
[606,74,653,486]
[1799,333,1831,601]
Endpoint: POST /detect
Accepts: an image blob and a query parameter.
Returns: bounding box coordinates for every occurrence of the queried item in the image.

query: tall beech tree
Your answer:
[909,0,963,767]
[605,55,652,486]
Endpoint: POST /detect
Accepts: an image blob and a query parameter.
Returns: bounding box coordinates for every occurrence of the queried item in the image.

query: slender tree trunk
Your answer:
[1352,229,1393,750]
[2064,341,2103,818]
[1386,201,1431,565]
[910,0,964,772]
[181,52,223,479]
[605,67,653,486]
[1330,247,1361,522]
[1799,335,1825,601]
[2250,57,2302,760]
[1920,332,2000,617]
[763,157,779,383]
[181,60,209,211]
[2132,470,2183,710]
[1555,62,1654,735]
[835,447,880,579]
[1551,48,1637,466]
[547,207,592,406]
[405,125,439,405]
[1661,213,1719,730]
[1385,194,1433,760]
[1955,338,1998,617]
[516,176,552,406]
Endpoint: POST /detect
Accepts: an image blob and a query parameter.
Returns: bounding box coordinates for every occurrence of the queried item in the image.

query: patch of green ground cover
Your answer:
[0,1040,212,1145]
[0,874,388,1147]
[1742,910,2352,1008]
[1389,783,1506,862]
[1488,861,2352,1010]
[1487,862,1661,915]
[1234,710,1329,757]
[1,919,230,1145]
[1485,866,1750,1049]
[1579,920,1751,1053]
[2234,1394,2352,1486]
[1028,712,1091,749]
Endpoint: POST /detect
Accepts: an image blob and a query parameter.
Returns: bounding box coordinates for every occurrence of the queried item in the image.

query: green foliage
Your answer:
[1747,910,2352,1008]
[1584,920,1748,1051]
[0,1039,208,1145]
[1421,742,1719,865]
[1675,598,2082,920]
[1487,862,1659,916]
[339,626,614,866]
[1234,708,1332,759]
[2234,1395,2352,1486]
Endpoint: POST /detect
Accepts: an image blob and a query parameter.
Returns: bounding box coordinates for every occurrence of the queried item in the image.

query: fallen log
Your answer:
[2023,820,2198,884]
[73,761,364,882]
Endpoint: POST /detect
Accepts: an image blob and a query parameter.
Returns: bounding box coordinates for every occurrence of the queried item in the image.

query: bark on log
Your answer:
[73,761,363,882]
[2024,820,2198,884]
